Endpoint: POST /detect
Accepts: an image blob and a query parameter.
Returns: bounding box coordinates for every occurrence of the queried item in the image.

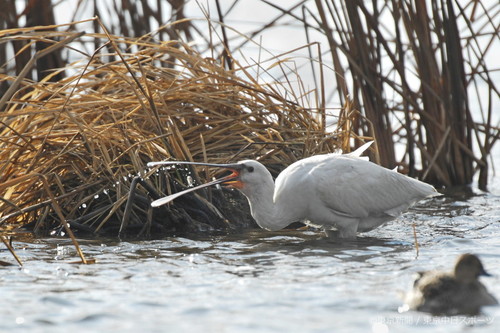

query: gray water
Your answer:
[2,174,500,332]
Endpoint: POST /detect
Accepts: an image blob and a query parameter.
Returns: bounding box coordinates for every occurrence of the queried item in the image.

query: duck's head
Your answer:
[454,253,491,283]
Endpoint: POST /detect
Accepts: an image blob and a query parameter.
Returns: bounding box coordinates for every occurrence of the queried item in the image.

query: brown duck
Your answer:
[403,253,498,315]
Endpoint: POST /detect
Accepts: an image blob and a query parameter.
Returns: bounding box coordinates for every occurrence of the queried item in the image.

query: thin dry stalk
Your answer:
[1,236,23,266]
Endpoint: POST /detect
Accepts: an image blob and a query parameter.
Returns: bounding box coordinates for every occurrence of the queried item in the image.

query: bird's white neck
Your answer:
[241,180,298,231]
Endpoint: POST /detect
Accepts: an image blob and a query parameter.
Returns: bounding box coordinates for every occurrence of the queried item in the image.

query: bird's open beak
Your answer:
[147,161,243,207]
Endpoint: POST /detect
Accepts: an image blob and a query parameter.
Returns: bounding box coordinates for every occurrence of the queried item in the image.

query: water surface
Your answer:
[2,152,500,333]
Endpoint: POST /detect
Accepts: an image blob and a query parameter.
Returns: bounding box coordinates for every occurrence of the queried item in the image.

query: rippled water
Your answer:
[2,167,500,332]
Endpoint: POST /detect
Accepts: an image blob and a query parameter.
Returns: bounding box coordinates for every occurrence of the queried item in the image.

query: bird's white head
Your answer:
[224,160,274,197]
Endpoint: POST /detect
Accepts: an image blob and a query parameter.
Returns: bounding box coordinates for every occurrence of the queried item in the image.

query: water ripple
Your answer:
[1,189,500,332]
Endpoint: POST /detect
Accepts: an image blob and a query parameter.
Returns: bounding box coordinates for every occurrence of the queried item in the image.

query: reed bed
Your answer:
[301,0,499,189]
[0,19,351,239]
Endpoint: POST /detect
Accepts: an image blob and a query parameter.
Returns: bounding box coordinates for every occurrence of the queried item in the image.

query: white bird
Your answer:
[148,142,439,238]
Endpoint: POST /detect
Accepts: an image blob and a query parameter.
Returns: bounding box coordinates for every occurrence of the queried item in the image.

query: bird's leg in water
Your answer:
[324,221,358,238]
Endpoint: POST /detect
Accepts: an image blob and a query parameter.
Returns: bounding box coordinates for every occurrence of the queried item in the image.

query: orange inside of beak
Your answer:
[221,169,244,189]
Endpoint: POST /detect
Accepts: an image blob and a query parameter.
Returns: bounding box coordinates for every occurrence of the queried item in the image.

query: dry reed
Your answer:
[307,0,499,189]
[0,18,354,239]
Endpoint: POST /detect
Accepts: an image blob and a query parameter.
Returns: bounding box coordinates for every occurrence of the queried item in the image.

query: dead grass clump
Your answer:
[0,23,350,238]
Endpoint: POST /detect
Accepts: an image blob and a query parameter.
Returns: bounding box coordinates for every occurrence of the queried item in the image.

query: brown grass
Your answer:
[0,18,358,240]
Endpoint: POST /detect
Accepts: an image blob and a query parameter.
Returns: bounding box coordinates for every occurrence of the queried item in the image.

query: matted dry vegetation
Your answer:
[0,19,358,240]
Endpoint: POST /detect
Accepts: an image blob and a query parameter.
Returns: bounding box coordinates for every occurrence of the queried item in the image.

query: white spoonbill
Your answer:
[148,143,439,238]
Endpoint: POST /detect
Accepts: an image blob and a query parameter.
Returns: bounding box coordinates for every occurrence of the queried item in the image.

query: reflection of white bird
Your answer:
[148,142,439,238]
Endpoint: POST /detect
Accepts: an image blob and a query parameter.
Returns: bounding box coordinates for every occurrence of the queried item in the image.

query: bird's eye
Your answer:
[247,166,254,172]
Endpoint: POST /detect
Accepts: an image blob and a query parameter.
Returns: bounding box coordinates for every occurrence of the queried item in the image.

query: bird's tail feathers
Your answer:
[347,141,374,158]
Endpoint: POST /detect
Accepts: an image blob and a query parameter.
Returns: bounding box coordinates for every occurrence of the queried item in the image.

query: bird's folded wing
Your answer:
[315,157,436,218]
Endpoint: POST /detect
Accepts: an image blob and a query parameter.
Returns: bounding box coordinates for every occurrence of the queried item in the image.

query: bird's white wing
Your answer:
[311,156,437,218]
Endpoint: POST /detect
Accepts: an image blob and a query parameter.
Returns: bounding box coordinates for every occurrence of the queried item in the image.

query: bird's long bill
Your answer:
[148,161,242,207]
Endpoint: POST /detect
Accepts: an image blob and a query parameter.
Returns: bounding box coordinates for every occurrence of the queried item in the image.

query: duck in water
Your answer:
[402,253,498,315]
